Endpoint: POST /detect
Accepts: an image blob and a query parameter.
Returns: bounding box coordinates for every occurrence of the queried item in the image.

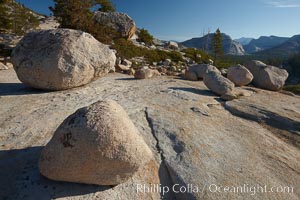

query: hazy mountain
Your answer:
[181,33,245,55]
[244,36,289,54]
[235,37,254,45]
[259,34,300,57]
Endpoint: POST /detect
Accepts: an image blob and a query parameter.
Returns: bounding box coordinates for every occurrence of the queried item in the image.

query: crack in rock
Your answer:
[145,107,197,200]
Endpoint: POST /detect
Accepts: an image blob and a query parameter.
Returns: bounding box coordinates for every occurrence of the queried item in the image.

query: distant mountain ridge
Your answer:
[235,37,254,45]
[258,34,300,57]
[181,33,245,55]
[244,36,289,54]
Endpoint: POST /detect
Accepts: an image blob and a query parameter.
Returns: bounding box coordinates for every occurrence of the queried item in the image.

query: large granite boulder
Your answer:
[185,64,220,81]
[12,29,116,90]
[244,60,289,91]
[94,11,136,39]
[39,100,152,186]
[227,64,253,86]
[203,71,235,96]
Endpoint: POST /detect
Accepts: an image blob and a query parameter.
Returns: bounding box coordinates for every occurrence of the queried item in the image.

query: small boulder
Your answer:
[227,64,253,86]
[134,68,160,79]
[121,59,132,67]
[5,62,13,69]
[12,29,116,90]
[163,59,172,66]
[94,11,136,40]
[39,100,152,186]
[0,62,8,70]
[167,41,179,50]
[169,66,177,72]
[203,71,235,96]
[221,93,237,101]
[185,64,220,80]
[116,64,130,72]
[244,60,289,91]
[184,70,198,81]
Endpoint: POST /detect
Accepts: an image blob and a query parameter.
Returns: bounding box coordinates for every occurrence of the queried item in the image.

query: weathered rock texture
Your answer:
[0,69,299,200]
[94,11,136,39]
[134,68,160,79]
[0,62,8,70]
[185,64,220,81]
[203,71,235,95]
[12,29,116,90]
[244,60,288,91]
[227,64,254,86]
[39,100,152,185]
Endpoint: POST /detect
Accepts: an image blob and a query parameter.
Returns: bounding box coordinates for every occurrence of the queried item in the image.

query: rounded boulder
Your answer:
[12,29,116,90]
[39,100,152,185]
[227,64,253,86]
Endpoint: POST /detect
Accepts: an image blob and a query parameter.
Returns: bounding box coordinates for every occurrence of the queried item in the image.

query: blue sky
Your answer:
[18,0,300,41]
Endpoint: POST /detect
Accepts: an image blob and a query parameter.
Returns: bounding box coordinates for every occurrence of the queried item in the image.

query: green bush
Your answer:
[288,53,300,78]
[284,85,300,95]
[97,0,116,12]
[51,0,119,44]
[0,0,39,35]
[182,48,211,64]
[137,28,154,45]
[113,38,183,63]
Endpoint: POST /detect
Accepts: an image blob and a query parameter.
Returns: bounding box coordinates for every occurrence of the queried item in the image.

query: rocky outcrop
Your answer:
[0,33,22,49]
[94,11,136,39]
[244,60,288,91]
[134,68,160,79]
[39,100,152,185]
[185,64,220,81]
[12,29,116,90]
[38,17,60,30]
[203,71,235,96]
[227,64,253,86]
[0,70,299,200]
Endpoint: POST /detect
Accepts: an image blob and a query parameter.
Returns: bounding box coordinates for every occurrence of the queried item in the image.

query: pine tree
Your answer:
[50,0,93,31]
[0,0,12,32]
[50,0,119,44]
[137,28,154,45]
[95,0,115,12]
[212,28,223,64]
[0,0,39,35]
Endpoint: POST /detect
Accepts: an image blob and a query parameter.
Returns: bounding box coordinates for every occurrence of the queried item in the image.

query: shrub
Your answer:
[284,85,300,95]
[113,38,183,63]
[288,53,300,78]
[0,1,39,35]
[182,48,211,64]
[137,28,154,45]
[97,0,116,12]
[51,0,118,44]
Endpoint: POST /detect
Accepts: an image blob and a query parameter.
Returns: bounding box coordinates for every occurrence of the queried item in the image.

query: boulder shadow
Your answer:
[168,87,216,97]
[158,161,197,200]
[115,77,136,81]
[0,83,48,96]
[0,146,111,200]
